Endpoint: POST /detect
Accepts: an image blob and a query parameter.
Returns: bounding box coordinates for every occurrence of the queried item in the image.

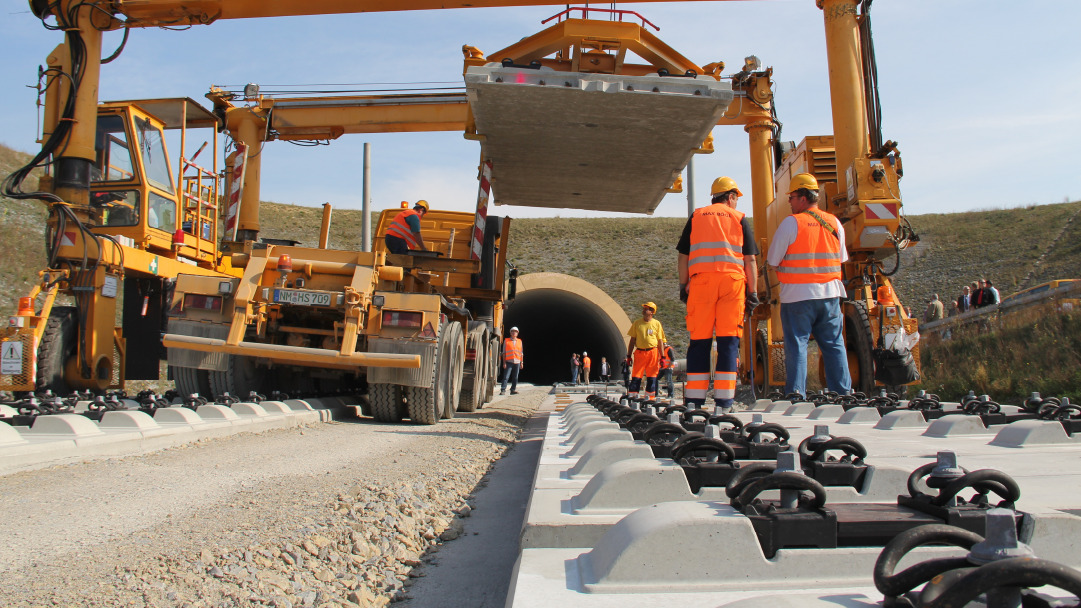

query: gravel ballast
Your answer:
[0,389,545,607]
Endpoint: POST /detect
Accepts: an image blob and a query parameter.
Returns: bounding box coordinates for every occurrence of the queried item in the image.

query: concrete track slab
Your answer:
[465,66,732,214]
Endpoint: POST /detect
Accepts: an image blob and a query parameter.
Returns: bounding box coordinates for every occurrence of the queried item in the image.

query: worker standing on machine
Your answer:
[677,177,759,414]
[626,302,666,400]
[500,326,523,395]
[384,200,429,254]
[766,173,851,398]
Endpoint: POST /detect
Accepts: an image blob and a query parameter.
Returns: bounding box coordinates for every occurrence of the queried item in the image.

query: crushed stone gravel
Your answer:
[0,388,545,607]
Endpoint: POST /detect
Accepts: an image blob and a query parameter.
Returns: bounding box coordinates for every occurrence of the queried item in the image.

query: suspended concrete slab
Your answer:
[465,65,734,214]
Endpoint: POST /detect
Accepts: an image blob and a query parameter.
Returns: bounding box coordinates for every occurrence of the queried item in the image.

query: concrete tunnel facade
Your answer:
[502,273,631,386]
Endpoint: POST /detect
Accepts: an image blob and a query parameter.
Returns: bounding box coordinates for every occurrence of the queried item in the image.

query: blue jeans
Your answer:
[571,367,579,385]
[501,362,520,393]
[780,298,851,397]
[660,368,674,397]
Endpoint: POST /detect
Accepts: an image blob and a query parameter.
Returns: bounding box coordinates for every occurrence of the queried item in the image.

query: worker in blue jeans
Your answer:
[766,174,851,397]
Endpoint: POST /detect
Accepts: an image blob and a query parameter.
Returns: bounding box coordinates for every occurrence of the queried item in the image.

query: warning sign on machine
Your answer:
[1,341,23,375]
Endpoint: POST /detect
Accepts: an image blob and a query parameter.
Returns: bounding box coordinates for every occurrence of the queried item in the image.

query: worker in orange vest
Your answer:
[677,176,759,413]
[581,352,591,384]
[626,302,666,400]
[500,326,523,395]
[384,200,429,255]
[766,173,851,398]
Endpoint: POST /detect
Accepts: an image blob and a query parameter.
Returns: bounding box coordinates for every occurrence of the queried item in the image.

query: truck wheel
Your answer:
[442,322,465,419]
[843,300,876,394]
[408,323,446,425]
[752,329,769,397]
[484,336,499,403]
[172,366,212,401]
[369,383,404,422]
[209,355,262,403]
[37,306,78,395]
[458,331,486,413]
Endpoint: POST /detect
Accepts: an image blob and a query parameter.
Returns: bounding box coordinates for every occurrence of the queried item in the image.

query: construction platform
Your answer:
[508,391,1081,607]
[465,65,733,214]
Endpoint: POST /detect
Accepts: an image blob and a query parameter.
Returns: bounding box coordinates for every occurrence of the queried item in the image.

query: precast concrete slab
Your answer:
[510,396,1081,606]
[0,394,357,476]
[465,65,733,214]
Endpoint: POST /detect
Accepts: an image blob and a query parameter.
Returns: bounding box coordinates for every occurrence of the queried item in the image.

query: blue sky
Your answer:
[1,1,1078,219]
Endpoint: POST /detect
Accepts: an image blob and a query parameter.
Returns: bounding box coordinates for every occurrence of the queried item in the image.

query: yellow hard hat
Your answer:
[787,173,819,194]
[710,176,743,197]
[414,199,430,211]
[643,301,657,312]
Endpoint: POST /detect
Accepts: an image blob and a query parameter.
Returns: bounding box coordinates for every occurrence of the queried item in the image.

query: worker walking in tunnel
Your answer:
[626,302,666,400]
[500,326,524,395]
[581,352,591,384]
[384,200,429,255]
[766,173,851,398]
[677,176,759,414]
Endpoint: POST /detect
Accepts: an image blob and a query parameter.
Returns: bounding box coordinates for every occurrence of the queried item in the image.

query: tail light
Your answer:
[183,294,223,312]
[381,310,422,328]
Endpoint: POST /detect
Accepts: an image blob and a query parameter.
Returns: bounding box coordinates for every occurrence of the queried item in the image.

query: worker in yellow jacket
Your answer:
[677,177,758,413]
[625,302,666,400]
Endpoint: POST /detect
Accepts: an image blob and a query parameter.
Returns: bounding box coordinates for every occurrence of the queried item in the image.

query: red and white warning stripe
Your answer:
[865,202,898,221]
[224,142,248,239]
[470,160,493,261]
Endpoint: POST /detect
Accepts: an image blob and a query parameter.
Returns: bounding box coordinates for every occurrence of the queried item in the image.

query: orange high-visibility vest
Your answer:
[660,346,674,370]
[386,209,421,249]
[688,203,745,277]
[776,208,842,284]
[503,338,523,363]
[582,356,591,369]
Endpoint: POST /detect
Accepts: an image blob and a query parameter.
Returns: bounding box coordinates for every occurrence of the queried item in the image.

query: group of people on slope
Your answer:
[926,279,1002,322]
[386,172,854,409]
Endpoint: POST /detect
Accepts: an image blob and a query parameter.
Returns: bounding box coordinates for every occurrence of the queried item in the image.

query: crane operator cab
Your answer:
[89,98,221,266]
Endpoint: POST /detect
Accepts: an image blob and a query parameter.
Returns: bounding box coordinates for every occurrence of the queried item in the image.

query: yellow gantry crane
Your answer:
[1,0,916,400]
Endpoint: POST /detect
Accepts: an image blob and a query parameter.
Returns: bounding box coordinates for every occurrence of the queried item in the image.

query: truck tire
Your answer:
[36,306,78,395]
[752,329,769,397]
[408,323,447,425]
[843,300,876,395]
[208,355,263,403]
[172,366,212,401]
[485,336,499,403]
[458,330,486,412]
[442,322,465,419]
[369,383,404,422]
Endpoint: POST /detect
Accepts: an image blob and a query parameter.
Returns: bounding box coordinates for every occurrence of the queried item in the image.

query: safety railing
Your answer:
[541,7,660,31]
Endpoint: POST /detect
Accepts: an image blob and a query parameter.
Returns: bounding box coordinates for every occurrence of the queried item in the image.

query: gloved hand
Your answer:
[679,283,688,303]
[745,291,761,309]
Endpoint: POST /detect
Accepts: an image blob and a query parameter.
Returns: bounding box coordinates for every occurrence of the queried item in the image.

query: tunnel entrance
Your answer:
[502,273,631,386]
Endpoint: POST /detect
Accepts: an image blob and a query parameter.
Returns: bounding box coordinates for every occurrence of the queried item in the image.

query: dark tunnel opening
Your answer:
[502,287,627,386]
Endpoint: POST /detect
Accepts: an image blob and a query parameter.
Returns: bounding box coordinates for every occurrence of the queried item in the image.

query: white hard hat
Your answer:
[582,351,587,355]
[510,326,519,332]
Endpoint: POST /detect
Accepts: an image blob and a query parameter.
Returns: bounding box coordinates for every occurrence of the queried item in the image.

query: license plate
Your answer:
[273,289,333,307]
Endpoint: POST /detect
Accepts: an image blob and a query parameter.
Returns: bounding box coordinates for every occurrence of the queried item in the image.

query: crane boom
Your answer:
[110,0,726,27]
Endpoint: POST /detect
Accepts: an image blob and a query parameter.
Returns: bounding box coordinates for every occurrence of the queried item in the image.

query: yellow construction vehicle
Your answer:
[1,1,727,422]
[736,0,920,396]
[1,0,917,410]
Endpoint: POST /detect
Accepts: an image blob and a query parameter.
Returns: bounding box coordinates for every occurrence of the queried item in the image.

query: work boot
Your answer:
[511,390,519,395]
[500,390,505,395]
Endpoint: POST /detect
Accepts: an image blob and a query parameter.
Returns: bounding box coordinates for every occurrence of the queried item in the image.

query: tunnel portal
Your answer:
[502,273,631,386]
